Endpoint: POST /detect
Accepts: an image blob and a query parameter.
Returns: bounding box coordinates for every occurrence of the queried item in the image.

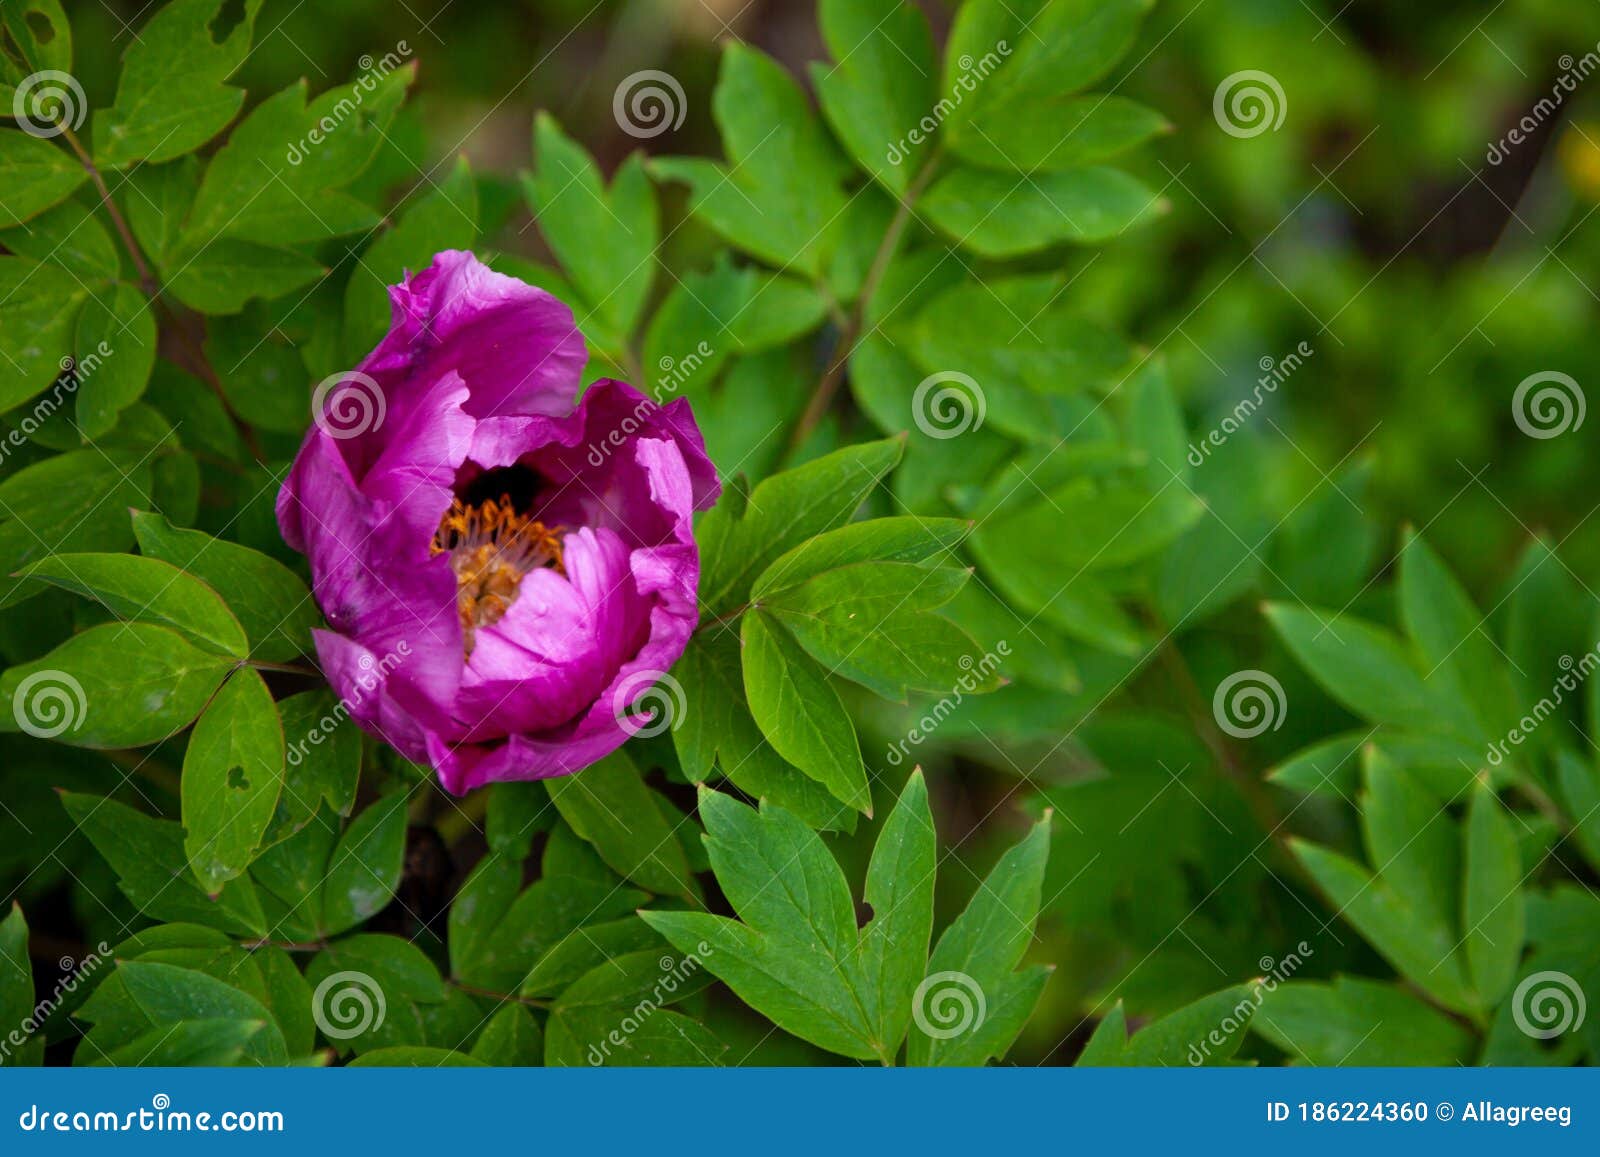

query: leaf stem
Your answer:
[789,153,943,452]
[59,125,267,463]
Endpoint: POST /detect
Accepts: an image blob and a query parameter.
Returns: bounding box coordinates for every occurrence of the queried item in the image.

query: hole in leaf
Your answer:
[226,765,250,792]
[26,9,56,45]
[209,0,246,44]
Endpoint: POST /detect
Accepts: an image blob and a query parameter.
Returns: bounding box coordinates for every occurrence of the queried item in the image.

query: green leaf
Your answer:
[451,854,646,993]
[974,480,1203,574]
[0,133,86,226]
[321,791,408,936]
[1080,985,1261,1066]
[18,552,248,657]
[485,782,551,859]
[1266,603,1468,735]
[0,905,35,1066]
[1557,751,1600,873]
[0,622,231,747]
[92,1018,264,1066]
[0,197,118,281]
[950,95,1167,172]
[908,812,1051,1066]
[73,285,158,438]
[304,935,447,1055]
[182,668,284,894]
[164,239,326,315]
[764,563,993,701]
[1269,456,1379,606]
[1290,838,1474,1014]
[900,276,1132,441]
[183,66,413,246]
[78,961,286,1065]
[123,156,199,265]
[1,0,72,77]
[544,751,694,897]
[1253,977,1475,1065]
[859,769,936,1053]
[274,690,361,831]
[344,155,478,359]
[61,793,267,936]
[520,916,665,999]
[470,1005,544,1065]
[642,792,886,1061]
[349,1047,486,1067]
[1463,785,1524,1008]
[524,114,657,338]
[753,516,970,597]
[1398,532,1516,741]
[741,610,869,815]
[546,1004,722,1067]
[921,165,1161,257]
[811,0,937,194]
[93,0,264,168]
[672,628,854,832]
[132,511,320,662]
[639,256,830,397]
[650,43,850,276]
[944,0,1151,127]
[698,437,904,613]
[1360,750,1458,942]
[0,257,88,409]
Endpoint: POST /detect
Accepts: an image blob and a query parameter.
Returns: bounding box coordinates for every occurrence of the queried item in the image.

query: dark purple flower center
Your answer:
[431,465,565,655]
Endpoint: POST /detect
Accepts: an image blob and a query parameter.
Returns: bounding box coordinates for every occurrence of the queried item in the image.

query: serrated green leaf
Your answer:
[525,114,657,338]
[811,0,937,194]
[93,0,263,168]
[1290,838,1474,1014]
[184,66,413,246]
[908,812,1051,1065]
[698,437,903,613]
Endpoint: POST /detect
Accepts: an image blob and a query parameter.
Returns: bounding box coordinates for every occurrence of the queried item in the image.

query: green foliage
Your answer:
[0,0,1591,1074]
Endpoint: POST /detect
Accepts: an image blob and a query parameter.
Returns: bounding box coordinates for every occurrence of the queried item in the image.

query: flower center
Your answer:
[431,493,564,654]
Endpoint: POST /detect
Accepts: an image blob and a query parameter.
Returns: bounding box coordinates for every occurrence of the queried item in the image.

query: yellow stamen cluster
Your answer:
[432,494,564,653]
